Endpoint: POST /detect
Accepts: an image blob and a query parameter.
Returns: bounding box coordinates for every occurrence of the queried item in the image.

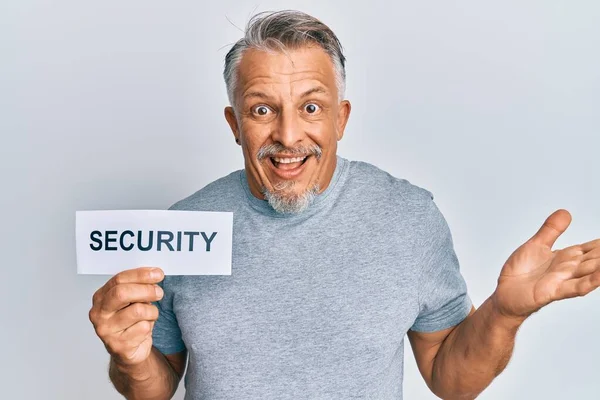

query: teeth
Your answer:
[273,156,307,164]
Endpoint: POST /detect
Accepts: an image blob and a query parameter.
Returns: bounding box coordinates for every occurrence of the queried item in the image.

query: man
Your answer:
[89,10,600,400]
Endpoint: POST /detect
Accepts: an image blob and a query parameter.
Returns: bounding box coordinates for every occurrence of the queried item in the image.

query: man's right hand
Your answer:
[89,266,165,367]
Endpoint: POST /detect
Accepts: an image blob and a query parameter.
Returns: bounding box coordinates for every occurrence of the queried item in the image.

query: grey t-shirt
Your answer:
[152,155,472,399]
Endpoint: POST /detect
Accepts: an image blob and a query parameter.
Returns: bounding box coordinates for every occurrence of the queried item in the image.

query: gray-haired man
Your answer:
[89,10,600,400]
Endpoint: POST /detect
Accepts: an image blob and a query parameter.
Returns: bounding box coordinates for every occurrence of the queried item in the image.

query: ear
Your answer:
[224,106,241,145]
[336,100,351,141]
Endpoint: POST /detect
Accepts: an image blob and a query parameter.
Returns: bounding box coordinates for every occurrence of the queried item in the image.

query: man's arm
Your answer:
[425,210,600,399]
[109,347,187,400]
[408,293,524,399]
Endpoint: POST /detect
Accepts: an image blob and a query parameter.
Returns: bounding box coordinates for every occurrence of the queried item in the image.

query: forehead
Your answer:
[236,45,338,98]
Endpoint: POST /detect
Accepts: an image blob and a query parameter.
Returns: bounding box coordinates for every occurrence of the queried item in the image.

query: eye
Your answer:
[304,103,321,115]
[252,105,272,117]
[304,103,321,114]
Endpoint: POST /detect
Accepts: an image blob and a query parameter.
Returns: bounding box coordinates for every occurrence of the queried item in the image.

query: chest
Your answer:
[172,218,420,371]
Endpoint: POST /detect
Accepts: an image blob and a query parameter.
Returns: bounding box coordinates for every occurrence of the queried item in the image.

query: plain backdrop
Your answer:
[2,1,599,399]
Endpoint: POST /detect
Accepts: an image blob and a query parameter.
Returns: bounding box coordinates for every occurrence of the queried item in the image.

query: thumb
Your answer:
[528,209,572,248]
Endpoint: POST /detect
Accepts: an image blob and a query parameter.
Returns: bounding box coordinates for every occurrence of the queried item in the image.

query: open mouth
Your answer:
[269,155,310,170]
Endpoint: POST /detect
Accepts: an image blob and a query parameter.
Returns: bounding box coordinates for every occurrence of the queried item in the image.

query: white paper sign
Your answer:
[76,210,233,275]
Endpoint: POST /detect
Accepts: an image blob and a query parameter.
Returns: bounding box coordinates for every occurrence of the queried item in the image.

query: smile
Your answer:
[268,155,311,179]
[272,156,307,164]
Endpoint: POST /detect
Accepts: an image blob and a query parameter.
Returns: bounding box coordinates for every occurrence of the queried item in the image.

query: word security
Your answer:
[89,230,218,252]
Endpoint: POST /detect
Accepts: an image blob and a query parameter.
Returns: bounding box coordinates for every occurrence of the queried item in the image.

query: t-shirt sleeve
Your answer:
[152,277,187,354]
[410,196,473,332]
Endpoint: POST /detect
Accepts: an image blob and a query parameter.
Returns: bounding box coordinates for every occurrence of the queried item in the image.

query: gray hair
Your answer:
[223,10,347,108]
[262,181,320,214]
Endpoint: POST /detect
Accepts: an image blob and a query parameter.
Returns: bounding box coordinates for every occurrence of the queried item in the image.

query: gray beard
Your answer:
[261,180,320,214]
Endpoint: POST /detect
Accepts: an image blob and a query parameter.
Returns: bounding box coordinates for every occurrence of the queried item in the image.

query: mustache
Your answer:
[256,143,322,161]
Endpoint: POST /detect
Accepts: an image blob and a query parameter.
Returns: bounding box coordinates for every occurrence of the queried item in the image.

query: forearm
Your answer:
[109,346,180,400]
[431,293,526,399]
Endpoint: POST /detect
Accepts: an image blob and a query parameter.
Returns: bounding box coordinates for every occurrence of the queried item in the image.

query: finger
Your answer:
[552,239,600,264]
[552,246,584,263]
[104,267,165,293]
[569,258,600,280]
[110,303,160,332]
[580,246,600,265]
[105,320,154,357]
[580,238,600,255]
[102,283,164,312]
[528,209,572,249]
[117,321,155,353]
[119,321,154,358]
[556,269,600,300]
[121,319,154,341]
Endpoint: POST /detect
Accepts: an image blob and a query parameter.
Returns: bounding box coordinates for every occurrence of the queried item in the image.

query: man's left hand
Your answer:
[492,209,600,322]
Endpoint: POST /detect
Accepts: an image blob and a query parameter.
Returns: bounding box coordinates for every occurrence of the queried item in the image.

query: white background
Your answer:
[2,1,599,399]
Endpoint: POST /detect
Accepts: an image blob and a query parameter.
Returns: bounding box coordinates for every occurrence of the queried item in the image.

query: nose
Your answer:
[271,107,304,148]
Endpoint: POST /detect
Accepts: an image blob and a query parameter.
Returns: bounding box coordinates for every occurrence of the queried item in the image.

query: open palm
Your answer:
[494,209,600,320]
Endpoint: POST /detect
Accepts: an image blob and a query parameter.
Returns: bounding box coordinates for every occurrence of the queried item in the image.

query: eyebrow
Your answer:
[299,86,328,97]
[243,91,271,100]
[242,86,329,101]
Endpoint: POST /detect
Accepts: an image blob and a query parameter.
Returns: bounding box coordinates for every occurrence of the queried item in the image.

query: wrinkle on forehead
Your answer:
[237,46,337,102]
[243,78,329,102]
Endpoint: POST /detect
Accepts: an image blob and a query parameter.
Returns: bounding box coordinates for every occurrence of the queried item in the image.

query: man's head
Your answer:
[223,10,351,214]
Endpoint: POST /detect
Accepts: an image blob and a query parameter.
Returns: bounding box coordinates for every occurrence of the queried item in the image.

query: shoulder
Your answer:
[345,158,434,211]
[168,169,243,212]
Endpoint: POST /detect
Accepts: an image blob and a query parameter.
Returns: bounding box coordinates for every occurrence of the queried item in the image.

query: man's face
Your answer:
[224,45,351,213]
